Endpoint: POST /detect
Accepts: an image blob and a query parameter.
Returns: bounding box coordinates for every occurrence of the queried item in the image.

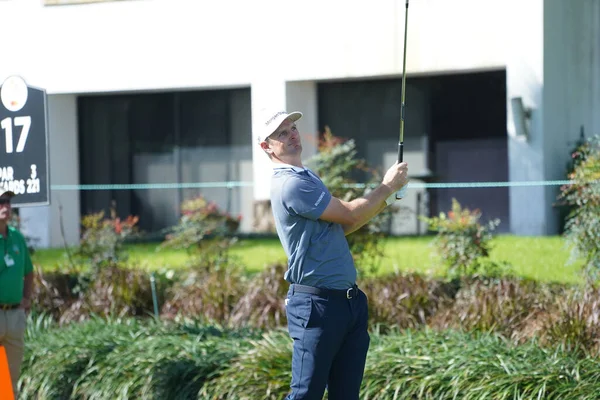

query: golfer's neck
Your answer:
[0,222,7,237]
[275,155,303,168]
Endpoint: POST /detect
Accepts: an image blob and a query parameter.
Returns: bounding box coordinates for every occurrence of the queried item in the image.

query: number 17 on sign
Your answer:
[1,116,31,153]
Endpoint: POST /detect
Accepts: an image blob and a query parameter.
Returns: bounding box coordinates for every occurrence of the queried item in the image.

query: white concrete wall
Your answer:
[0,0,508,95]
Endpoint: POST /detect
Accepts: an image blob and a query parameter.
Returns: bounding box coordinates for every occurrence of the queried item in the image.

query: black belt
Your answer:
[0,303,20,310]
[292,284,359,300]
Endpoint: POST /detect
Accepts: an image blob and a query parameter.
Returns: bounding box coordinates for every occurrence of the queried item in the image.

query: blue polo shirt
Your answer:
[270,164,356,290]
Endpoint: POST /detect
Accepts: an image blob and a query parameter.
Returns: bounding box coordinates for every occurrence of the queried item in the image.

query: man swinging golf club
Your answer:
[258,110,409,399]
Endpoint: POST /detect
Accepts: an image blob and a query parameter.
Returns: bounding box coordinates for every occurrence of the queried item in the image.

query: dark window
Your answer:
[78,88,251,235]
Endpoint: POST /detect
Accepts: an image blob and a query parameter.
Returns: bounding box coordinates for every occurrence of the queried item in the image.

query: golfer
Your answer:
[258,110,409,400]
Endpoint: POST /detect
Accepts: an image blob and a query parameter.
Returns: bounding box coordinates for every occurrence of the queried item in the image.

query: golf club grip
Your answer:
[397,142,403,163]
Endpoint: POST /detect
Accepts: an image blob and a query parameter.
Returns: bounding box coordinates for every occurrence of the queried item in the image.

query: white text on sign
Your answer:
[0,164,40,195]
[1,116,31,153]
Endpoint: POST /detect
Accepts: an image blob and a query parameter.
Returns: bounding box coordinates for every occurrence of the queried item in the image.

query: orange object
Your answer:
[0,346,15,400]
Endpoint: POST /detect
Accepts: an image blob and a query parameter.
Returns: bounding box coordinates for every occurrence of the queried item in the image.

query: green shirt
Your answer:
[0,226,33,304]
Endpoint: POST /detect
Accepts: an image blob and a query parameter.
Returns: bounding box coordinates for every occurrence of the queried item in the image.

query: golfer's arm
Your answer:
[320,184,393,235]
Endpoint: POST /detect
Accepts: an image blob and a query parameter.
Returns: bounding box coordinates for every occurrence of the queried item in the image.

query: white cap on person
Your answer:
[256,110,303,144]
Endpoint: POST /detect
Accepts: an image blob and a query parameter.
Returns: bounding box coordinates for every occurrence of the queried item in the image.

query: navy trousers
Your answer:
[284,284,370,400]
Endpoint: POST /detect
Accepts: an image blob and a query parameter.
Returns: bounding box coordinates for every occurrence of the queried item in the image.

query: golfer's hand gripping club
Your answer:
[384,161,409,206]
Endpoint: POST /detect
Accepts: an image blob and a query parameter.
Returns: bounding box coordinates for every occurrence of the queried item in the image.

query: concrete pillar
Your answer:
[20,94,80,248]
[250,79,318,232]
[543,0,600,233]
[505,0,546,235]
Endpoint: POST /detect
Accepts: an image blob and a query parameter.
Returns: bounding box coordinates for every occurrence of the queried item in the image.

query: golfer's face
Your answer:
[0,196,12,222]
[269,119,302,156]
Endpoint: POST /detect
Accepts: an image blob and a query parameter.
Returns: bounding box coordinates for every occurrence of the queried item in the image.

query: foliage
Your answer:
[362,272,457,331]
[421,198,501,278]
[160,195,241,266]
[20,318,260,400]
[161,262,247,324]
[430,278,553,342]
[307,127,391,276]
[21,320,600,399]
[361,329,600,399]
[559,135,600,282]
[59,266,164,323]
[73,207,139,294]
[229,262,289,329]
[76,208,139,268]
[200,330,293,400]
[541,286,600,357]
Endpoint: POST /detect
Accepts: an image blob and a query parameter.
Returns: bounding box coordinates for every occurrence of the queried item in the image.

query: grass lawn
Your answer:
[32,235,583,284]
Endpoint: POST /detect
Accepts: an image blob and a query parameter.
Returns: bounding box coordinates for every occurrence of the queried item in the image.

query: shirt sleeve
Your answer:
[282,175,332,221]
[23,244,33,275]
[16,231,33,275]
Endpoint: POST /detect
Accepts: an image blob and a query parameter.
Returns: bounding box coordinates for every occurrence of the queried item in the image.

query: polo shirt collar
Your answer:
[272,162,307,173]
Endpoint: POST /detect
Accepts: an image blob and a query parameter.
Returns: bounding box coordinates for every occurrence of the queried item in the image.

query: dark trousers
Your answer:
[284,284,370,400]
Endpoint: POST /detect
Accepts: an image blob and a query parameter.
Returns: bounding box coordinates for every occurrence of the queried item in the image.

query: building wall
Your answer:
[0,0,508,95]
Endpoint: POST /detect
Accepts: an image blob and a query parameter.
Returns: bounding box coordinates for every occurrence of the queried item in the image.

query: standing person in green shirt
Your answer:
[0,190,34,398]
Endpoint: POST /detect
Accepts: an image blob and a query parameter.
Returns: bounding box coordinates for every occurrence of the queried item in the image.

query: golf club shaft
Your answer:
[397,0,409,164]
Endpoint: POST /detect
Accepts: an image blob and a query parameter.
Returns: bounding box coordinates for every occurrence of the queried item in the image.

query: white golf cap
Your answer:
[256,110,303,143]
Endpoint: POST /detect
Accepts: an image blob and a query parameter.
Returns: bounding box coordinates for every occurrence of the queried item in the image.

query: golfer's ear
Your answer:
[260,141,271,152]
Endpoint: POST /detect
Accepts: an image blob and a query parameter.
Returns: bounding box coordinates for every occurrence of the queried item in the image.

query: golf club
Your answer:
[396,0,410,199]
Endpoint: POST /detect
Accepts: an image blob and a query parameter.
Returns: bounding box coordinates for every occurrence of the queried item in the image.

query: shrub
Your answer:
[30,267,78,319]
[361,329,600,400]
[430,278,551,342]
[20,318,259,400]
[420,198,501,278]
[160,262,247,324]
[307,127,391,276]
[229,262,289,329]
[559,135,600,282]
[160,195,241,263]
[541,286,600,357]
[200,330,293,400]
[73,207,139,294]
[362,272,457,331]
[53,267,161,324]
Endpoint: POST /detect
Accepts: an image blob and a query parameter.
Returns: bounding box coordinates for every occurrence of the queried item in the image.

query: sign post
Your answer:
[0,75,50,207]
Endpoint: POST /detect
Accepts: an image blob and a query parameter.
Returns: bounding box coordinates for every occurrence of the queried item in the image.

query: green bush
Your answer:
[307,127,391,276]
[73,207,139,294]
[20,318,261,400]
[21,317,600,399]
[200,330,293,400]
[560,135,600,282]
[160,195,241,265]
[362,329,600,399]
[421,198,501,278]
